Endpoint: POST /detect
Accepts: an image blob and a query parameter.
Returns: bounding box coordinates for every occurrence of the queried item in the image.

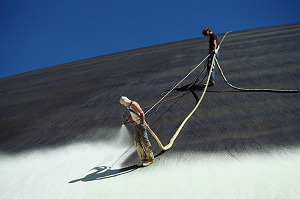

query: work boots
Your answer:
[204,82,215,87]
[137,159,154,167]
[142,159,154,167]
[136,146,154,167]
[137,160,145,166]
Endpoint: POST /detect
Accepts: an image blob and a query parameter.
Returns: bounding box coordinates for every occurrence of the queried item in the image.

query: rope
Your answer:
[144,31,232,150]
[215,59,299,93]
[141,64,207,111]
[143,31,232,112]
[144,54,211,115]
[110,142,135,168]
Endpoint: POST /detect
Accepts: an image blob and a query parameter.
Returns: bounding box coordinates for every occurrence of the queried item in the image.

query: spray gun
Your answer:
[121,117,135,125]
[121,117,127,124]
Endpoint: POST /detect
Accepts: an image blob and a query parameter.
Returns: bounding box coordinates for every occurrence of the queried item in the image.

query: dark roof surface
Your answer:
[0,23,300,156]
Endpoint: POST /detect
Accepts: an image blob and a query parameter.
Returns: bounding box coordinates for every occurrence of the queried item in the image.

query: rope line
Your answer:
[141,64,207,111]
[144,54,211,115]
[110,141,135,168]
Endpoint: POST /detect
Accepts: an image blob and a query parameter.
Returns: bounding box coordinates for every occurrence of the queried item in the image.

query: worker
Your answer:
[120,96,154,167]
[202,27,219,86]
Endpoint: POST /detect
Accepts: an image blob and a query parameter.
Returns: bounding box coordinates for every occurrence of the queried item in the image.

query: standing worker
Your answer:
[202,27,219,86]
[120,96,154,167]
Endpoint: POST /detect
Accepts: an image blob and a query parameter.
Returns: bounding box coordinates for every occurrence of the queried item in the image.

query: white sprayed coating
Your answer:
[0,127,299,199]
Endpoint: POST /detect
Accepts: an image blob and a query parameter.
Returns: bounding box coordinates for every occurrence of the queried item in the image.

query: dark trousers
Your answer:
[134,124,154,161]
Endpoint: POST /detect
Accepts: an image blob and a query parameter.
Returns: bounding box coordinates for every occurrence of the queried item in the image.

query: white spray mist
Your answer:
[115,124,133,146]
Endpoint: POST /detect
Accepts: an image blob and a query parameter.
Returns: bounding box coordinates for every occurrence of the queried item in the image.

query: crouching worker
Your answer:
[120,96,154,167]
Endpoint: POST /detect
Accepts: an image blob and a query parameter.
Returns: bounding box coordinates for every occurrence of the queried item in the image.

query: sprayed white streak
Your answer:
[0,126,137,199]
[1,126,300,199]
[116,124,133,147]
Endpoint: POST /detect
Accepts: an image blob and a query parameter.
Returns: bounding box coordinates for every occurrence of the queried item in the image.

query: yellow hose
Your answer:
[144,54,217,150]
[142,32,231,150]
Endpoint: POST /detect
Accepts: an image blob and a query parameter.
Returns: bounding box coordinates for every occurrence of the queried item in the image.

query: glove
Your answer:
[122,117,129,124]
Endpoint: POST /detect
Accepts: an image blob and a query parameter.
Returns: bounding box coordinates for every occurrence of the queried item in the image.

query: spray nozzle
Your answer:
[121,117,135,125]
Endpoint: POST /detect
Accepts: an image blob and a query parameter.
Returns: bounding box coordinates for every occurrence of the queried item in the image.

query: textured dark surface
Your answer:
[0,22,300,155]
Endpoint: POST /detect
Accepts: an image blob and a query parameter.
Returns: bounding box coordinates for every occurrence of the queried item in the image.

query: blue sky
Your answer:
[1,0,299,78]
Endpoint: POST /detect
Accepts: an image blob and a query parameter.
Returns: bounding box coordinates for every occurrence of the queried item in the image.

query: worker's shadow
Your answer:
[68,150,166,183]
[173,82,237,103]
[173,83,204,103]
[68,165,138,183]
